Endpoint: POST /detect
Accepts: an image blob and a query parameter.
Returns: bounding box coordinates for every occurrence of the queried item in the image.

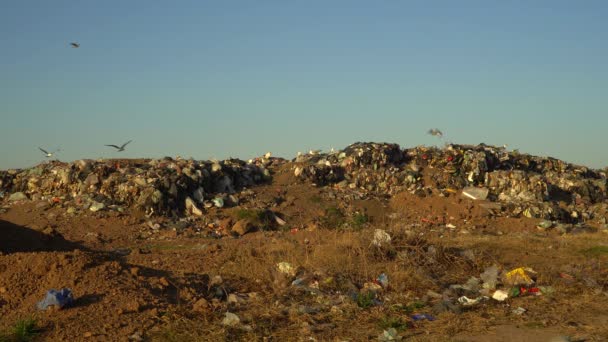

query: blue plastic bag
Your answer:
[377,273,389,288]
[37,288,74,310]
[411,313,436,321]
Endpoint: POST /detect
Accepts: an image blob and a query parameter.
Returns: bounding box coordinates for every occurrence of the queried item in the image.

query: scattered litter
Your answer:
[274,215,286,226]
[559,273,575,281]
[363,282,383,293]
[276,262,296,277]
[504,267,536,286]
[378,328,402,341]
[376,273,389,288]
[450,277,481,293]
[457,296,487,307]
[411,313,436,321]
[291,278,305,287]
[89,201,105,212]
[462,187,489,201]
[480,265,500,290]
[446,223,457,229]
[212,197,224,208]
[37,288,74,310]
[492,290,509,301]
[185,197,203,216]
[371,229,392,248]
[512,307,527,315]
[508,286,551,298]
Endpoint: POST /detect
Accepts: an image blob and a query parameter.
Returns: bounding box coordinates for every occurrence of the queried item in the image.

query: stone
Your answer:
[227,294,239,304]
[231,219,256,236]
[193,298,209,313]
[222,312,240,327]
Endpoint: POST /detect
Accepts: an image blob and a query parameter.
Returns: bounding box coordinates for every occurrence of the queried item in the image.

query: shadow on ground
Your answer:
[0,219,84,253]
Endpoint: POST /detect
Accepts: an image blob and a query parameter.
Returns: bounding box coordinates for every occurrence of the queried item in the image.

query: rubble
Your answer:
[0,157,279,217]
[2,142,608,225]
[292,142,608,223]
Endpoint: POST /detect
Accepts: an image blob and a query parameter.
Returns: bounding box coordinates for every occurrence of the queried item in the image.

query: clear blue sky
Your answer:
[1,1,607,169]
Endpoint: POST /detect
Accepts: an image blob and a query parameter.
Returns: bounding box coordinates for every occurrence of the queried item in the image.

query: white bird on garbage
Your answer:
[105,140,132,152]
[38,147,60,158]
[264,152,272,159]
[309,149,321,155]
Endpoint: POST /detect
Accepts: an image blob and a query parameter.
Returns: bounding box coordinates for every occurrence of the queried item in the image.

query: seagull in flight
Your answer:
[70,42,80,48]
[105,140,132,152]
[39,147,60,158]
[427,128,443,138]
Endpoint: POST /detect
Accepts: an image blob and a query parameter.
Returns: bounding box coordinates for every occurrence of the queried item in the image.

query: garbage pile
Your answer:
[294,142,421,194]
[0,156,283,217]
[293,142,608,223]
[2,142,607,223]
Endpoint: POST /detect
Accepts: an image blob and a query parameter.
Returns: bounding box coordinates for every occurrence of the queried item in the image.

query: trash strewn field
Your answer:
[1,142,608,341]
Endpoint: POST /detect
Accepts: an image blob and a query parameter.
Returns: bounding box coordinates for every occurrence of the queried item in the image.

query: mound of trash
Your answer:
[293,142,608,223]
[1,142,607,224]
[0,156,285,217]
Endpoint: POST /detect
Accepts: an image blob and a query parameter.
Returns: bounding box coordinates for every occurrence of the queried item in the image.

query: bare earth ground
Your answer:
[1,169,608,341]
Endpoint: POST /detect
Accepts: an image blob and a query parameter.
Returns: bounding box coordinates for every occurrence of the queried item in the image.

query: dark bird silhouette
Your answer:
[105,140,132,152]
[70,42,80,48]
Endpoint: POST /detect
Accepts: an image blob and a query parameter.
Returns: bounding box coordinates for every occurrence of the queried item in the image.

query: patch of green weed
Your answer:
[582,246,608,257]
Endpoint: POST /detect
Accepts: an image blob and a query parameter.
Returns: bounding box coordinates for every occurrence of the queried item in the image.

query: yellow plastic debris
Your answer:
[504,267,536,286]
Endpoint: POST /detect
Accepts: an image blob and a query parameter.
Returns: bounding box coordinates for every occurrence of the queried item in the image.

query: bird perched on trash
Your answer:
[309,149,321,155]
[264,152,272,159]
[70,42,80,48]
[38,147,60,158]
[427,128,443,138]
[105,140,132,152]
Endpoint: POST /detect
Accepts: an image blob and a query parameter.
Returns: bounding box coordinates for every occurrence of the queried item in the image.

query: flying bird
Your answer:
[105,140,132,152]
[427,128,443,138]
[38,147,60,158]
[70,42,80,48]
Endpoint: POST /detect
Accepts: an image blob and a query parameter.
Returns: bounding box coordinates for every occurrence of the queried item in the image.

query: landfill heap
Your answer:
[293,142,608,223]
[294,142,420,194]
[1,142,607,224]
[0,156,282,217]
